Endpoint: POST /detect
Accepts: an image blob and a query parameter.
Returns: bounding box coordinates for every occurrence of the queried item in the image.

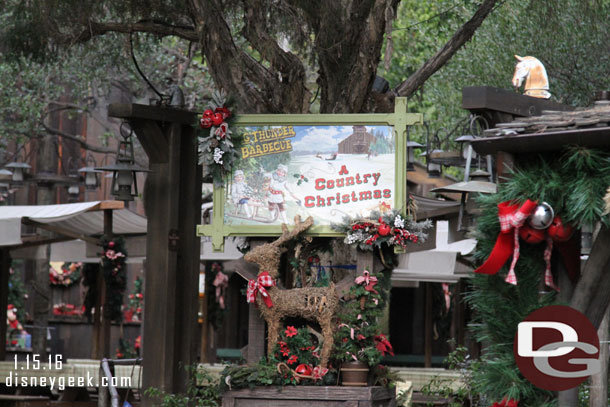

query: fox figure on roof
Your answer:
[512,55,551,99]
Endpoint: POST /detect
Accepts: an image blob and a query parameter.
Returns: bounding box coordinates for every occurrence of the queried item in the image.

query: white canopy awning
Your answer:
[392,220,476,284]
[0,201,147,247]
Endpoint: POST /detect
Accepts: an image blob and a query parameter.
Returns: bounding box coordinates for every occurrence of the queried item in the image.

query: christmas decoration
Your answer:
[116,337,138,359]
[527,202,554,229]
[6,304,23,332]
[212,267,229,310]
[206,262,227,330]
[49,261,82,286]
[490,398,518,407]
[333,269,392,367]
[468,147,610,405]
[243,216,339,368]
[198,90,243,186]
[124,276,144,322]
[474,199,571,289]
[52,303,84,316]
[518,224,545,244]
[101,237,127,322]
[547,215,574,242]
[269,325,328,384]
[333,209,432,252]
[8,267,27,322]
[293,173,309,186]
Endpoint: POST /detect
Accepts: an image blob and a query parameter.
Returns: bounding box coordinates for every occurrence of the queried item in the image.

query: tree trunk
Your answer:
[558,226,610,406]
[314,0,398,113]
[589,305,609,407]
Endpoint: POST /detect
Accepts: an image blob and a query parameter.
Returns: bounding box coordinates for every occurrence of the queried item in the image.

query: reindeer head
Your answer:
[244,216,314,279]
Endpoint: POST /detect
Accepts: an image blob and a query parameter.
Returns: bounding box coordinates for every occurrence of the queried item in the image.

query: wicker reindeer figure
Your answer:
[244,216,339,368]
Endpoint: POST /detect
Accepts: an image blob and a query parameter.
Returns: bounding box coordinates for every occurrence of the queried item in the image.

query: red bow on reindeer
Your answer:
[246,272,276,308]
[354,270,379,294]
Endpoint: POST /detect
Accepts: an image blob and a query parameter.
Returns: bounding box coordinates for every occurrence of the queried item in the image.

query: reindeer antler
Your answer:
[272,215,314,247]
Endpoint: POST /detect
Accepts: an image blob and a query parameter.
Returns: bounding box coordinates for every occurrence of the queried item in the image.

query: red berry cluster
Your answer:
[199,107,232,129]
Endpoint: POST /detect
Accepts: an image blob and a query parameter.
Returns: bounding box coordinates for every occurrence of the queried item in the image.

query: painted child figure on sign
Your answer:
[231,170,253,218]
[268,164,300,223]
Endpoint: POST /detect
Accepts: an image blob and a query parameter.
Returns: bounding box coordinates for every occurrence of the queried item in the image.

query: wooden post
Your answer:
[424,282,432,368]
[246,304,266,363]
[0,249,10,361]
[108,103,202,398]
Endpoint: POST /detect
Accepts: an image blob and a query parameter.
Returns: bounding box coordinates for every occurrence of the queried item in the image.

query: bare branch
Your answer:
[58,20,198,44]
[394,0,499,98]
[41,123,116,154]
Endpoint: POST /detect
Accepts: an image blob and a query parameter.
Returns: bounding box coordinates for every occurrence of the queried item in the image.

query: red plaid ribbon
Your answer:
[475,199,538,276]
[246,272,276,308]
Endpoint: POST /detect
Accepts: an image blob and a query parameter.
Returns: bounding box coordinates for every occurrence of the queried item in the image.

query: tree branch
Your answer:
[394,0,499,98]
[41,123,116,155]
[59,20,198,44]
[241,0,310,112]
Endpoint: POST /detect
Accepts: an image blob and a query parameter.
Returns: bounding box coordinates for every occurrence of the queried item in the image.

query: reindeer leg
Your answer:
[267,312,281,358]
[319,316,334,368]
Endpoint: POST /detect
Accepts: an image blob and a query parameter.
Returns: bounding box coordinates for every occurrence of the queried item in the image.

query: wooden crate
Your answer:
[222,386,396,406]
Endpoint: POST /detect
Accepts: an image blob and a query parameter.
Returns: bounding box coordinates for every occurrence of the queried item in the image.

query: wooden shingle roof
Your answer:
[471,101,610,155]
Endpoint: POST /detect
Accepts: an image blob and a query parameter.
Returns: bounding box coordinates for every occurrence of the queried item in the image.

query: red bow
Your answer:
[214,122,228,139]
[474,199,537,278]
[246,272,276,308]
[374,334,394,356]
[354,270,378,294]
[312,366,328,380]
[490,397,518,407]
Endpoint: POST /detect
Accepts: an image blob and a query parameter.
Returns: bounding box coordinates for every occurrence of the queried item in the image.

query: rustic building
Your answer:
[338,125,376,154]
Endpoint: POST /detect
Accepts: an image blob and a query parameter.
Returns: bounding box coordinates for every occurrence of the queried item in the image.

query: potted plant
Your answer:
[333,269,394,386]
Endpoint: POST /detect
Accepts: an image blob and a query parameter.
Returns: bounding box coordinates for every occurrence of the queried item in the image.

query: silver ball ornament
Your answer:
[528,202,554,230]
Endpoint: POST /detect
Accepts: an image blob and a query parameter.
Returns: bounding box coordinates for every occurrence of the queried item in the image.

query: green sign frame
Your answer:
[197,97,422,251]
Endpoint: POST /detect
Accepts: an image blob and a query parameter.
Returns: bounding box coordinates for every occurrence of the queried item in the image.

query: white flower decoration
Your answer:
[213,148,225,164]
[394,215,405,229]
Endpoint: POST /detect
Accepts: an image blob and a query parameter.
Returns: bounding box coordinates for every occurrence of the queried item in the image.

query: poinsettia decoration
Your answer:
[333,209,432,251]
[269,325,329,384]
[197,89,243,186]
[124,276,144,322]
[53,303,84,316]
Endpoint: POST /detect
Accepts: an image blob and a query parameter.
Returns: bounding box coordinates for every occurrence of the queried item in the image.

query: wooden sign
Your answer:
[197,97,422,251]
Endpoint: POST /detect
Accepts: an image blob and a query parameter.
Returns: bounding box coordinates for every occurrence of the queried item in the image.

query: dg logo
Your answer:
[514,305,601,391]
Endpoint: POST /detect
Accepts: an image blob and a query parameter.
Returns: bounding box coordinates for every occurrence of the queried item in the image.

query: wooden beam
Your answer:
[471,126,610,156]
[462,86,573,117]
[93,201,125,211]
[130,119,169,163]
[21,218,101,246]
[11,236,72,249]
[108,103,196,126]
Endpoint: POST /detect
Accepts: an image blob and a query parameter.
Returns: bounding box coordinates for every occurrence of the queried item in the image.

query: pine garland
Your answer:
[101,237,128,322]
[466,147,610,405]
[197,90,243,186]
